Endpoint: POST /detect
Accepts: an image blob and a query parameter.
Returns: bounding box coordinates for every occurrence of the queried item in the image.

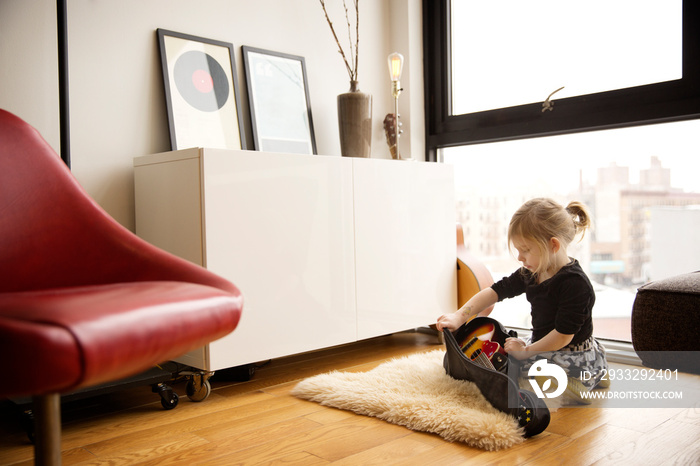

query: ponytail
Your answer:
[566,201,592,240]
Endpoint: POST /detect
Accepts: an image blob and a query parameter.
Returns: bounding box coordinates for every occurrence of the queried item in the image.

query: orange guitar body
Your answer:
[456,224,495,313]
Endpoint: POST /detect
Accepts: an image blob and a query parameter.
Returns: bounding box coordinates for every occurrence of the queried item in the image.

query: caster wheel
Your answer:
[21,410,35,443]
[186,374,212,402]
[160,391,179,410]
[153,383,179,410]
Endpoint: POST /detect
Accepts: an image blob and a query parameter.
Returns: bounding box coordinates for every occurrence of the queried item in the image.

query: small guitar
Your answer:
[458,321,508,372]
[383,113,401,160]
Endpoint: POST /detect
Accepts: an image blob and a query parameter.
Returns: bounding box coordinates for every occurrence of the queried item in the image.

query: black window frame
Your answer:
[422,0,700,162]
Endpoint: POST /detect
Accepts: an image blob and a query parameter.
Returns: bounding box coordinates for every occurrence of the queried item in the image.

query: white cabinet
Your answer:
[134,148,456,370]
[352,159,457,339]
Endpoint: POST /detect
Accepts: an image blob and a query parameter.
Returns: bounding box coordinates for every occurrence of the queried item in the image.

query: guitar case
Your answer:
[443,316,550,437]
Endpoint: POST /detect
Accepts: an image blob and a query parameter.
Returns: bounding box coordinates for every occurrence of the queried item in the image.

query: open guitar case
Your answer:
[443,316,550,437]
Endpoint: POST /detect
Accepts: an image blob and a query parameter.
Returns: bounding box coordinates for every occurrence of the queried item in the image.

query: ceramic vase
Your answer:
[337,81,372,157]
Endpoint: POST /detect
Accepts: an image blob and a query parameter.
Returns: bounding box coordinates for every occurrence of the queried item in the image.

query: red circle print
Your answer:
[191,69,214,93]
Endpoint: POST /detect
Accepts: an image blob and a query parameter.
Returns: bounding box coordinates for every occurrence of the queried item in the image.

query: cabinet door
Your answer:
[353,159,457,339]
[201,150,356,369]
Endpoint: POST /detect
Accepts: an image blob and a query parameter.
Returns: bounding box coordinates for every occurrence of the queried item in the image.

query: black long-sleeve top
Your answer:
[491,259,595,346]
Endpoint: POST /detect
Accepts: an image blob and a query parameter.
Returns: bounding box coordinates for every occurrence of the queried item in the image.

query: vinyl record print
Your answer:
[173,50,230,112]
[157,29,247,151]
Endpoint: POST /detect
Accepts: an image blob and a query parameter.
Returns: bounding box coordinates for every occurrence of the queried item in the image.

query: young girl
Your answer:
[436,198,608,401]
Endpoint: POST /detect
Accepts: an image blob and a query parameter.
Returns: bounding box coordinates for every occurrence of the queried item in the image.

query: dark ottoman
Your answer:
[631,271,700,374]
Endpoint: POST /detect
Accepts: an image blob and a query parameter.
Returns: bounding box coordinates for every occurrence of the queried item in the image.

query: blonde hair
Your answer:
[508,198,591,277]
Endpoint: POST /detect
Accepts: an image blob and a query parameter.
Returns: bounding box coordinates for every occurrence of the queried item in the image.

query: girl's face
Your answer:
[512,236,542,273]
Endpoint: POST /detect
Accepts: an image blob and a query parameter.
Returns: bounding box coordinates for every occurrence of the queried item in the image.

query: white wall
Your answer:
[650,206,700,281]
[0,0,424,230]
[0,0,60,150]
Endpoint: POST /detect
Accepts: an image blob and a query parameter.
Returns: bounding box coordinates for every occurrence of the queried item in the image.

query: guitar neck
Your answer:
[388,144,398,160]
[472,349,496,371]
[382,113,400,160]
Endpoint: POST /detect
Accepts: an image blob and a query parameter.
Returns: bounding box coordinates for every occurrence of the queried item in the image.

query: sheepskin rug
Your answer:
[291,349,524,451]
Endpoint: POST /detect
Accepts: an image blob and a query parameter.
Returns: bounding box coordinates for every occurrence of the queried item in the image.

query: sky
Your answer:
[443,119,700,195]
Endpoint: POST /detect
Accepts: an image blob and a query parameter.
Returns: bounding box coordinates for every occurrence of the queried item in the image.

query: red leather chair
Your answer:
[0,109,243,465]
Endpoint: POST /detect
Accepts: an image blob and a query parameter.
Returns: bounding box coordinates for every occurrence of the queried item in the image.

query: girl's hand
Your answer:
[436,312,463,332]
[504,337,529,360]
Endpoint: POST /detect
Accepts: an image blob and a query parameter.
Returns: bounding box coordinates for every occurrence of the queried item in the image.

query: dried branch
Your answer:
[354,0,359,81]
[319,0,359,82]
[343,0,354,76]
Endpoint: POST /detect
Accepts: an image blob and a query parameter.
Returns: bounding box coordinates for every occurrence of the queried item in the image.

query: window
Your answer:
[451,1,682,116]
[423,0,700,156]
[423,1,700,341]
[442,120,700,341]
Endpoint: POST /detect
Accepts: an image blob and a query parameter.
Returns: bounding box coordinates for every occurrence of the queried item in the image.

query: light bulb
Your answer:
[388,52,404,81]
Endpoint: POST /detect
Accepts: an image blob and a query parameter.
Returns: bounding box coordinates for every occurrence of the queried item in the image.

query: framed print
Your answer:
[157,29,247,150]
[242,46,316,155]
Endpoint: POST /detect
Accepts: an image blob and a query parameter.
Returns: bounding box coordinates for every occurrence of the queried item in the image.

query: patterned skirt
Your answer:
[518,336,608,390]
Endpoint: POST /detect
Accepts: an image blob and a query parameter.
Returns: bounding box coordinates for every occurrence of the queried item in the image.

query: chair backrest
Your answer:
[0,110,96,291]
[0,109,239,294]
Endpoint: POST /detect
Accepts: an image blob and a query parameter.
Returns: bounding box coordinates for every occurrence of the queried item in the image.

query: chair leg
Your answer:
[33,394,62,466]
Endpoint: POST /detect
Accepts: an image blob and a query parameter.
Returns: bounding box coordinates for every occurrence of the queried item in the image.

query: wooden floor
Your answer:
[1,331,698,465]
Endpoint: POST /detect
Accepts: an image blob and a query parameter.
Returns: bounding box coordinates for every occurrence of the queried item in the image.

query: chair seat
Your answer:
[0,281,241,399]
